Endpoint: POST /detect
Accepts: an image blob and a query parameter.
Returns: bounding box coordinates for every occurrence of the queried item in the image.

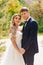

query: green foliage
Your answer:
[0,0,43,38]
[0,0,22,38]
[0,46,6,52]
[18,0,29,7]
[39,18,43,32]
[0,12,4,18]
[29,1,43,33]
[0,42,6,52]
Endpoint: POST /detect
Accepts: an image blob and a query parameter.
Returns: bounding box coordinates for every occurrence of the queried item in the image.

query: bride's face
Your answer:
[13,15,21,26]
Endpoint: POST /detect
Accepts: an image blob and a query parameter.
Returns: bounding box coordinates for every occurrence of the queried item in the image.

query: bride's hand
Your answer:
[19,48,25,55]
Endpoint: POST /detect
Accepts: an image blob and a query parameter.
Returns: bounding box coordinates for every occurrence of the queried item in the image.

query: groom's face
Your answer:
[21,11,29,20]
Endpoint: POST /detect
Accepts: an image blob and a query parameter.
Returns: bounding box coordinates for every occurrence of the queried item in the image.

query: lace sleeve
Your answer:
[9,24,16,39]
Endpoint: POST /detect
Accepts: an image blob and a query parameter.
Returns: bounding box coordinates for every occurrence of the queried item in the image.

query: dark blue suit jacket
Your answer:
[21,18,39,62]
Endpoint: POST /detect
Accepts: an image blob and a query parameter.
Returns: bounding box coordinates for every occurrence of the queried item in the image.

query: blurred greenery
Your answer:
[0,46,6,52]
[0,0,43,39]
[0,0,22,39]
[0,41,6,52]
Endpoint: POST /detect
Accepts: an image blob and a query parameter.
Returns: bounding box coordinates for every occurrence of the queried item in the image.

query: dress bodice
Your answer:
[16,26,23,48]
[9,25,23,48]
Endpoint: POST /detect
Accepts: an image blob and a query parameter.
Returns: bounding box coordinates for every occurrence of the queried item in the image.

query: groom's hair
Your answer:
[20,7,29,13]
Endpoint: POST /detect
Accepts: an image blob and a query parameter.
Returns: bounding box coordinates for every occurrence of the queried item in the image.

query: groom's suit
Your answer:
[21,18,39,65]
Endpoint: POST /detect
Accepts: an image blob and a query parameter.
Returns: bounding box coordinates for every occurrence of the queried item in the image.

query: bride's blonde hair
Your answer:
[11,14,21,26]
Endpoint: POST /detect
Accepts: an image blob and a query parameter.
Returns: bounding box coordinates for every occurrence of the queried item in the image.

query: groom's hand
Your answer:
[19,48,25,55]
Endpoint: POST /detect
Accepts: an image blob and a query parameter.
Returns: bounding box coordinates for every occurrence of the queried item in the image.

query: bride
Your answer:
[2,14,25,65]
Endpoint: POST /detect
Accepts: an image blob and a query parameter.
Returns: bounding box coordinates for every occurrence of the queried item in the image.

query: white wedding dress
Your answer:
[1,26,25,65]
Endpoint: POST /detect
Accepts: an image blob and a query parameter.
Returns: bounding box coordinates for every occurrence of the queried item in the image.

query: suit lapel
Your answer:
[24,18,32,28]
[22,18,32,32]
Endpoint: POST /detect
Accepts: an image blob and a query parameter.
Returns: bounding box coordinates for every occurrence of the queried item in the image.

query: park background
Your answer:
[0,0,43,65]
[0,0,43,39]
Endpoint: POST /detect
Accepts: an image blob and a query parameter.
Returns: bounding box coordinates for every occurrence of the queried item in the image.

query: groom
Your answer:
[20,7,39,65]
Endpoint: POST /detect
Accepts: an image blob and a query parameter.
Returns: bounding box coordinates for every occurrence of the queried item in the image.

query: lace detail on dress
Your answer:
[9,24,17,39]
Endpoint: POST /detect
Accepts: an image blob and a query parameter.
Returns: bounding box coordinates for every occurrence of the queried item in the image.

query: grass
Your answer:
[0,46,6,52]
[38,33,43,36]
[0,42,6,53]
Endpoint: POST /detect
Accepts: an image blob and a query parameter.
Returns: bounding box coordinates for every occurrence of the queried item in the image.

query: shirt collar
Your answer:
[27,16,31,21]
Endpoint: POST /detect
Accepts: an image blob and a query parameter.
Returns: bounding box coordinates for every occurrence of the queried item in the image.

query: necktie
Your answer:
[23,21,27,31]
